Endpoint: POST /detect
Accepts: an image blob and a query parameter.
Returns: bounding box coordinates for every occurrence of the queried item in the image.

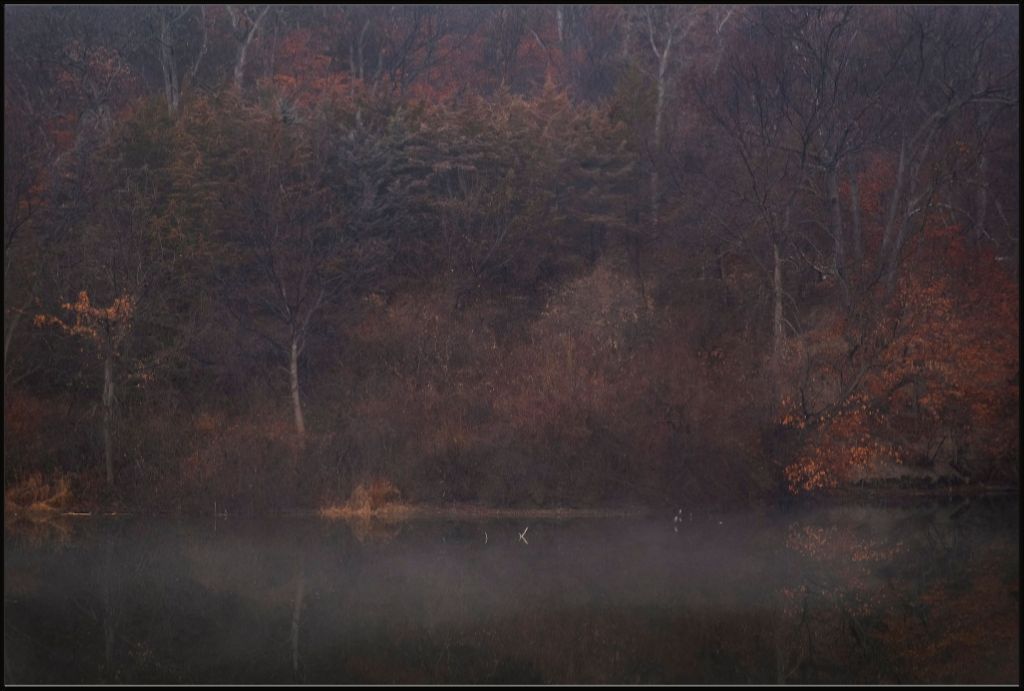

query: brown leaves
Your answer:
[35,290,135,348]
[780,219,1019,494]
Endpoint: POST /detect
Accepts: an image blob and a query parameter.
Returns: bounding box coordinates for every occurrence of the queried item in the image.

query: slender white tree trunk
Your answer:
[233,5,270,91]
[651,36,671,229]
[159,13,180,116]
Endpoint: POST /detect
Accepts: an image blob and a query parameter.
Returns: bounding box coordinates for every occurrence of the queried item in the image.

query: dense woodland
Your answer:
[3,5,1019,513]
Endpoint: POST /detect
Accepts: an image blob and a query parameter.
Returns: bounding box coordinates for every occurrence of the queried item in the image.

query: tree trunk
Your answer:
[188,6,209,86]
[883,199,922,297]
[769,253,789,409]
[4,308,21,375]
[881,125,939,294]
[651,36,671,230]
[289,338,306,443]
[772,241,785,361]
[159,13,180,116]
[878,138,907,270]
[974,152,988,244]
[630,233,648,308]
[848,161,864,264]
[102,350,114,486]
[233,6,270,92]
[827,165,850,308]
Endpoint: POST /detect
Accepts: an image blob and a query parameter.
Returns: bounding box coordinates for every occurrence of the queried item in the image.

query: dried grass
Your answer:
[319,478,410,518]
[5,473,73,514]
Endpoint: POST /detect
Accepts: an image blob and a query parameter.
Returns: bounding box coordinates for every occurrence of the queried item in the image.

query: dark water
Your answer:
[4,497,1019,684]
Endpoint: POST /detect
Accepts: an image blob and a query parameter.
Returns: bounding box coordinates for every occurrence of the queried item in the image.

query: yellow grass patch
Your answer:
[320,479,647,521]
[5,473,73,515]
[319,478,411,519]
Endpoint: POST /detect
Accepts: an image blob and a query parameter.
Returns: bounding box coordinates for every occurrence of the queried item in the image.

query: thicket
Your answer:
[4,5,1019,512]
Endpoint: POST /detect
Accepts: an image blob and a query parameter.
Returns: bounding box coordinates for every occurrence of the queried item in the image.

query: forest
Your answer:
[3,4,1020,514]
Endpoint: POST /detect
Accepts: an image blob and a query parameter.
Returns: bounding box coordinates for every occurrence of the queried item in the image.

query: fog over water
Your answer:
[5,497,1018,683]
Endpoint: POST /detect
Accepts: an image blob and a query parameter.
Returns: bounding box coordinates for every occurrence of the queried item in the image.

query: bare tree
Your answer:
[699,10,815,367]
[228,4,271,92]
[873,6,1017,295]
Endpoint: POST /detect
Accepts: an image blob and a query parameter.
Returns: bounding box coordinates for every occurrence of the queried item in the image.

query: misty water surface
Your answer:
[4,498,1018,684]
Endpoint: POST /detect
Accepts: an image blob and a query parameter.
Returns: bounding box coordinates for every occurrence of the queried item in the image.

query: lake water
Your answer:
[4,497,1019,684]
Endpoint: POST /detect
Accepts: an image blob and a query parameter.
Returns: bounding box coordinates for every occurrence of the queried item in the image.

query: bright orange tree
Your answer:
[36,290,135,485]
[782,223,1019,493]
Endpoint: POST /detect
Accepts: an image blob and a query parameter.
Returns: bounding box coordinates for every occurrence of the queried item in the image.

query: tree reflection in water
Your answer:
[3,499,1018,683]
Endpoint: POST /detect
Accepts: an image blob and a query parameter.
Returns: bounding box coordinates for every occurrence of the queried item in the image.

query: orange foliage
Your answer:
[781,224,1019,493]
[4,472,73,512]
[34,290,135,347]
[257,27,355,109]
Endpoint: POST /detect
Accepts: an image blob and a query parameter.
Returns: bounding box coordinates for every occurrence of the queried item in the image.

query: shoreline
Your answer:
[4,484,1018,523]
[317,504,650,521]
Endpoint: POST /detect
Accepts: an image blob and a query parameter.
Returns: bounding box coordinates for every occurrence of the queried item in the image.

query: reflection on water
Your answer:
[4,498,1019,683]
